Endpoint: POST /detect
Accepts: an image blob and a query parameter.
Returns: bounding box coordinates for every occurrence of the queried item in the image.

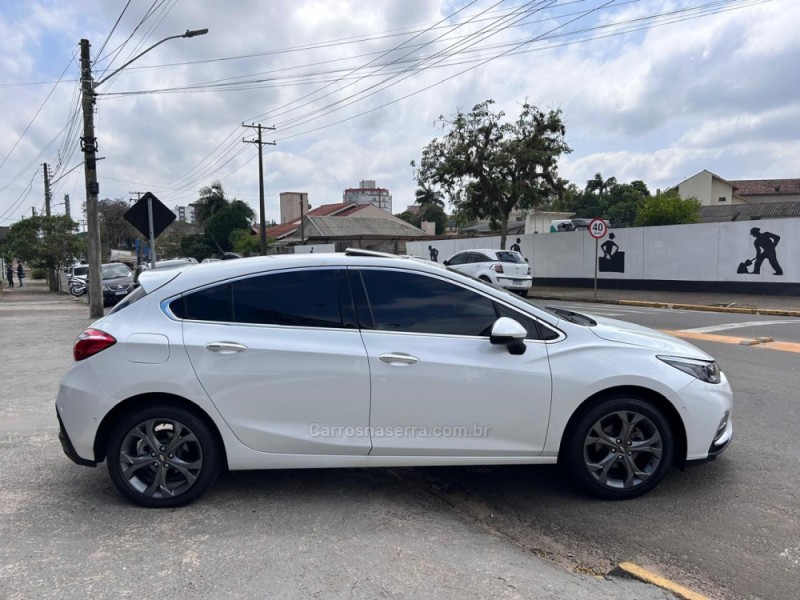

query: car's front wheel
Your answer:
[564,396,674,499]
[107,405,221,508]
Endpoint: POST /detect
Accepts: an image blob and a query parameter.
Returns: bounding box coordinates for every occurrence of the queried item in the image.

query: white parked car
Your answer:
[444,248,532,294]
[56,250,732,508]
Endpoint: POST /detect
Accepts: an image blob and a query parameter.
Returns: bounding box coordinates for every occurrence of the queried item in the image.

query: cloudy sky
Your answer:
[0,0,795,227]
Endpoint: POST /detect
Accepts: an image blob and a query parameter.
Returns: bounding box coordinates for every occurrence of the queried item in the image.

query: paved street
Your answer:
[1,281,798,599]
[401,299,799,600]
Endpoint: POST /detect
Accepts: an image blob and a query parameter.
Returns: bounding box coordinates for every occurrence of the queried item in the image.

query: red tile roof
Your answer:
[260,202,370,239]
[728,179,800,196]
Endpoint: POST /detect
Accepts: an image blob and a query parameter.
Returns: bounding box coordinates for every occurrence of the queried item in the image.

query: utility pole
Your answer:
[43,163,52,216]
[79,29,208,318]
[43,163,57,290]
[80,38,103,318]
[129,191,144,204]
[64,194,71,218]
[299,197,305,243]
[242,123,276,256]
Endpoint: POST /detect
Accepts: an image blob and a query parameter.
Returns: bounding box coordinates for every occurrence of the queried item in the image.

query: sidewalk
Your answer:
[0,276,64,302]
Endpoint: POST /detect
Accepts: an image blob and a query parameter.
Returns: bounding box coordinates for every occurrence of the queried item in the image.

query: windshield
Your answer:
[72,266,88,277]
[101,264,132,279]
[495,251,524,263]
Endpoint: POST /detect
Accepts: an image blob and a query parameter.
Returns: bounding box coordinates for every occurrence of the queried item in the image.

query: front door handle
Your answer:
[206,342,248,354]
[379,352,419,365]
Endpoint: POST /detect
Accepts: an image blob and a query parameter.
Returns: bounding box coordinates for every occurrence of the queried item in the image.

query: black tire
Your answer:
[563,396,674,500]
[107,405,221,508]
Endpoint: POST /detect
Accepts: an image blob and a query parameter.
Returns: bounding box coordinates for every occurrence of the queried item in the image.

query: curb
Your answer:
[528,294,800,318]
[608,562,711,600]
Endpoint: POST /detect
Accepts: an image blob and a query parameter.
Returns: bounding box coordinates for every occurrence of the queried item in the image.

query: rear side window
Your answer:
[232,270,343,328]
[107,285,147,315]
[171,283,233,322]
[171,269,346,328]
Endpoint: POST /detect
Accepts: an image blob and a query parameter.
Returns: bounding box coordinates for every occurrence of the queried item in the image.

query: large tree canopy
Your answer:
[414,100,570,248]
[635,190,701,227]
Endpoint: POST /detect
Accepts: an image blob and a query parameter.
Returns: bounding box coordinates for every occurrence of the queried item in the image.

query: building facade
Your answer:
[343,179,392,213]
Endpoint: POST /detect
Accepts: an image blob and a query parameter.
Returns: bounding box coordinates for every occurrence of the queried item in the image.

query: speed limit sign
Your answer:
[589,218,608,239]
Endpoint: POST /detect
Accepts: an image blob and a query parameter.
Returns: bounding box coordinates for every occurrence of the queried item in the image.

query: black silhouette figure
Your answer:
[738,228,783,275]
[510,238,521,252]
[428,245,439,262]
[599,233,625,273]
[5,263,13,288]
[16,263,24,287]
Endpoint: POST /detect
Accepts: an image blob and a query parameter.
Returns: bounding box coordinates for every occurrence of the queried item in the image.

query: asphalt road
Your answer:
[1,289,797,599]
[396,300,799,600]
[0,291,674,600]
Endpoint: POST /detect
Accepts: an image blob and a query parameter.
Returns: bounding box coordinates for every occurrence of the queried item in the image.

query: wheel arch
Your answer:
[93,392,228,467]
[558,385,688,469]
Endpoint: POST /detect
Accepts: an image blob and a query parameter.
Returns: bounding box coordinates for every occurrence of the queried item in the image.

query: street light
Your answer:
[80,29,208,318]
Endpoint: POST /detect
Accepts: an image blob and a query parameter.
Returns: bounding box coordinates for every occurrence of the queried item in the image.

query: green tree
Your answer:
[585,172,617,197]
[414,184,445,207]
[180,233,217,261]
[418,204,447,235]
[415,99,570,248]
[635,190,700,227]
[603,181,650,228]
[230,228,265,256]
[158,221,202,258]
[204,201,254,252]
[98,198,141,258]
[4,215,83,290]
[194,181,230,225]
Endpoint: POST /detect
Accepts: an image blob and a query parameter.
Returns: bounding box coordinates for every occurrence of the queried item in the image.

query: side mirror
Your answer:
[442,260,449,266]
[490,317,527,355]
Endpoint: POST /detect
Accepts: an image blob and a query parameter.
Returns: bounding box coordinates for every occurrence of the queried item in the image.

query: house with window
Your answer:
[671,170,800,223]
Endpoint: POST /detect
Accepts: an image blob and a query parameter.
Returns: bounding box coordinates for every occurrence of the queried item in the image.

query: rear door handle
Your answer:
[206,342,248,354]
[379,352,419,365]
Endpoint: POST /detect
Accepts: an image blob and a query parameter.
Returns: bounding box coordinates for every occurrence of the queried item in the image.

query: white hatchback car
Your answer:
[444,249,532,294]
[56,250,732,507]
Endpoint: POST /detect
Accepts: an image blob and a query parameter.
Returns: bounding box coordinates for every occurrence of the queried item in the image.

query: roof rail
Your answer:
[344,248,397,258]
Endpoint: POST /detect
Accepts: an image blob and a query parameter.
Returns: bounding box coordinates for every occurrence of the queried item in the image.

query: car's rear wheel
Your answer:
[107,405,220,508]
[564,396,674,499]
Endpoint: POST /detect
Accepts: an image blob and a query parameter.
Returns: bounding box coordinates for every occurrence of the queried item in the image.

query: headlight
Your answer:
[658,356,721,384]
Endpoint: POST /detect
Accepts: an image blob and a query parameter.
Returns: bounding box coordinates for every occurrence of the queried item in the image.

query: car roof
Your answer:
[143,251,453,295]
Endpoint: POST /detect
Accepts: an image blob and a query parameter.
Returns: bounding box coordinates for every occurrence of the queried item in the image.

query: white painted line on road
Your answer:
[679,319,800,334]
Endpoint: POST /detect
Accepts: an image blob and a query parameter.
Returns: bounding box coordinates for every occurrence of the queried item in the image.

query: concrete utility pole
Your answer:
[80,38,103,318]
[43,163,57,290]
[64,194,71,218]
[79,29,208,318]
[43,163,52,216]
[242,123,276,256]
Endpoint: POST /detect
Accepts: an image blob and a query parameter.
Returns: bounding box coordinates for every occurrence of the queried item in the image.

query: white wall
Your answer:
[293,244,335,254]
[408,218,800,285]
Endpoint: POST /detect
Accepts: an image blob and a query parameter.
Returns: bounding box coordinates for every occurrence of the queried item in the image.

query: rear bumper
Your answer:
[57,411,97,467]
[497,276,533,290]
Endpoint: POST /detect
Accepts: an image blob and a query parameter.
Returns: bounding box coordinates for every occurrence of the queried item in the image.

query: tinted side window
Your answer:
[171,283,233,322]
[232,270,342,328]
[357,270,497,336]
[468,253,490,263]
[447,253,468,266]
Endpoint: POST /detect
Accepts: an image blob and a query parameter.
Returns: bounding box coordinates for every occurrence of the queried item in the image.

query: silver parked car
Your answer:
[56,250,732,508]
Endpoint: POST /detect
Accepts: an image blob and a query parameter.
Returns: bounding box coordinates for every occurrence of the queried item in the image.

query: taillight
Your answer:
[74,329,117,361]
[492,264,504,273]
